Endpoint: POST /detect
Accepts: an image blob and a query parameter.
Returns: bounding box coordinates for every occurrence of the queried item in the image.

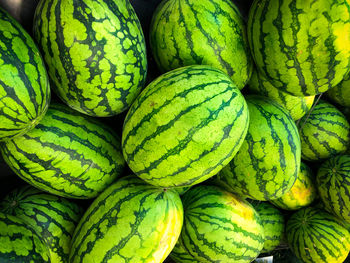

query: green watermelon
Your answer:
[248,67,315,120]
[170,239,199,263]
[0,212,51,262]
[270,162,317,210]
[0,7,50,141]
[149,0,252,90]
[69,175,183,263]
[248,0,350,96]
[0,103,125,199]
[299,100,350,161]
[317,154,350,223]
[327,73,350,107]
[0,185,84,263]
[286,207,350,263]
[216,95,301,201]
[122,65,249,188]
[33,0,147,117]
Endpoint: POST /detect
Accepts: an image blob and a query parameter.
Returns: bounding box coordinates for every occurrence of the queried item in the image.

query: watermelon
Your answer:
[69,175,183,263]
[33,0,147,117]
[299,100,350,161]
[327,73,350,107]
[248,67,315,121]
[122,65,249,188]
[179,185,264,262]
[149,0,252,90]
[0,212,51,262]
[0,6,50,141]
[271,162,317,210]
[286,207,350,263]
[0,103,125,199]
[216,95,301,201]
[248,0,350,96]
[317,154,350,223]
[170,239,199,263]
[0,185,84,263]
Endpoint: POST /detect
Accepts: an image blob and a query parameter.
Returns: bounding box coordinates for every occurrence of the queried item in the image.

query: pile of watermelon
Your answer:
[1,0,350,262]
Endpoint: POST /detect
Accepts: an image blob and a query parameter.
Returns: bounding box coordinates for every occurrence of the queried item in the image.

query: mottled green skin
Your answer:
[122,65,249,188]
[299,100,350,161]
[69,175,183,263]
[33,0,147,117]
[170,239,199,263]
[0,103,125,199]
[327,73,350,107]
[286,207,350,263]
[216,95,301,201]
[0,212,51,262]
[248,0,350,96]
[271,162,317,210]
[248,67,315,120]
[0,185,84,263]
[0,7,50,141]
[253,202,284,253]
[150,0,252,90]
[317,155,350,223]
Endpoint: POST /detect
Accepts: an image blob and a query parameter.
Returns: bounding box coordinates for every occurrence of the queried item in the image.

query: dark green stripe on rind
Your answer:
[0,103,125,199]
[179,185,264,263]
[122,65,249,188]
[248,0,350,96]
[69,175,183,263]
[0,185,84,263]
[150,0,252,89]
[0,212,51,262]
[286,207,350,263]
[0,7,50,141]
[33,0,147,117]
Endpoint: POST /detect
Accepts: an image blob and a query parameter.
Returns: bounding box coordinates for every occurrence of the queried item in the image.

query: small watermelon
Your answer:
[170,239,199,263]
[326,73,350,107]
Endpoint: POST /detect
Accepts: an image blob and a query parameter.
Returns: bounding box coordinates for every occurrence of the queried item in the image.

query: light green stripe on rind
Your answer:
[33,0,147,117]
[122,65,249,188]
[299,100,350,161]
[0,212,51,262]
[248,0,350,96]
[0,7,50,141]
[286,207,350,263]
[150,0,252,89]
[69,175,183,263]
[180,185,264,263]
[0,103,125,199]
[0,185,84,263]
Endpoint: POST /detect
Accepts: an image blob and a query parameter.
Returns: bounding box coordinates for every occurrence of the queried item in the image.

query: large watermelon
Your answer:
[179,185,264,262]
[150,0,252,89]
[0,212,51,262]
[216,95,301,201]
[69,175,183,263]
[33,0,147,117]
[122,65,249,188]
[286,207,350,263]
[0,185,84,263]
[0,103,125,199]
[0,6,50,141]
[248,0,350,96]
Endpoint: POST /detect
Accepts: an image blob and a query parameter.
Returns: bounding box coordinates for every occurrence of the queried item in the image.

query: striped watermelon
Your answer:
[248,0,350,96]
[69,175,183,263]
[248,67,315,121]
[0,103,125,199]
[0,185,84,263]
[0,7,50,141]
[327,73,350,107]
[216,95,301,201]
[299,100,350,161]
[170,239,199,263]
[179,185,264,262]
[317,154,350,223]
[0,212,50,262]
[286,207,350,263]
[149,0,252,90]
[33,0,147,117]
[122,65,249,188]
[271,162,317,210]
